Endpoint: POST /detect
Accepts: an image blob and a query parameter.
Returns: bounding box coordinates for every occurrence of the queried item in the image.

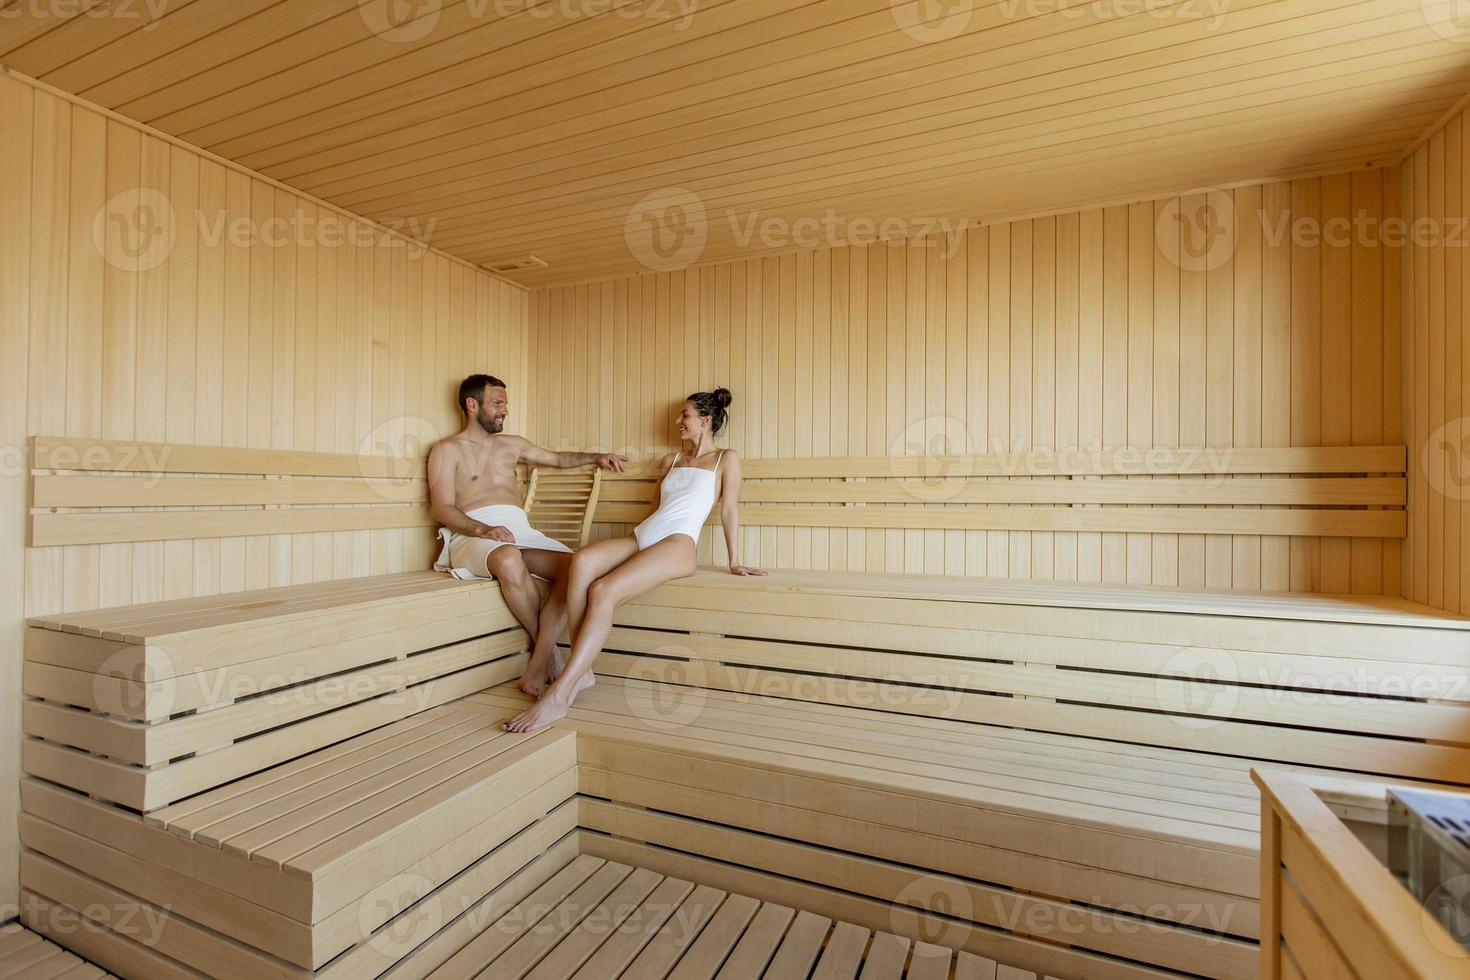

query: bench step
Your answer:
[20,704,578,971]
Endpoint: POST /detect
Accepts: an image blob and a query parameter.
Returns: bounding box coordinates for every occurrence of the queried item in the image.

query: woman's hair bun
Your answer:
[688,388,733,435]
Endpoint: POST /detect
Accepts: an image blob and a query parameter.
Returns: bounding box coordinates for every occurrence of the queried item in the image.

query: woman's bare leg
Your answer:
[504,536,696,733]
[563,536,640,650]
[516,550,572,698]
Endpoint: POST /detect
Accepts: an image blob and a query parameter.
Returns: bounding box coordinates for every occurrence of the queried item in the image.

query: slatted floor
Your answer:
[0,922,111,979]
[426,854,1033,980]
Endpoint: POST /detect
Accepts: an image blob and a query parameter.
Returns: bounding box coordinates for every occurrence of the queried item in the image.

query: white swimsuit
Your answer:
[634,450,725,550]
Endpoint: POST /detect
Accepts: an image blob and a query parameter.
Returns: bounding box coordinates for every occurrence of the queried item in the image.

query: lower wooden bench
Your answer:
[19,702,578,973]
[474,679,1259,980]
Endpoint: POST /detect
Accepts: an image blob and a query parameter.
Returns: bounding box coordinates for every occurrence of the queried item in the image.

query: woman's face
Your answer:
[675,401,706,441]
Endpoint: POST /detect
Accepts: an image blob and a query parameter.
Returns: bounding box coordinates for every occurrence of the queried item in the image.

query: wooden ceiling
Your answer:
[3,0,1469,286]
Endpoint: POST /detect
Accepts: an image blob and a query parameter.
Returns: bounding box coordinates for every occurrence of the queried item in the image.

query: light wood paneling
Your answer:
[0,70,529,914]
[1403,104,1470,614]
[2,2,1467,285]
[528,176,1404,589]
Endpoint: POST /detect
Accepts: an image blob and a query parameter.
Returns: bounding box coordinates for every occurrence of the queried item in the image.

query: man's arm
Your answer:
[516,437,629,472]
[426,442,512,541]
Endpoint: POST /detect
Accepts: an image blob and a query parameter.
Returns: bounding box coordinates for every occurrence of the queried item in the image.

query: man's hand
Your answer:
[470,523,515,543]
[596,453,630,472]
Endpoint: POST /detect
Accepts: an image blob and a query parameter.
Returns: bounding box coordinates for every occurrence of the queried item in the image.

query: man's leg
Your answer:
[485,547,541,639]
[518,549,572,698]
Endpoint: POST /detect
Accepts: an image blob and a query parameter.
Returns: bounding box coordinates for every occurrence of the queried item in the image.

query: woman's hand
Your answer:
[729,564,767,577]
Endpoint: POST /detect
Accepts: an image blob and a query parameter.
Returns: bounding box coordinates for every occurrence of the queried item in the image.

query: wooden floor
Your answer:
[426,854,1026,980]
[0,922,111,979]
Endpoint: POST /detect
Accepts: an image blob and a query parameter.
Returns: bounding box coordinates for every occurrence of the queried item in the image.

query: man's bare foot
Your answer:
[516,668,548,700]
[504,671,595,733]
[516,650,554,698]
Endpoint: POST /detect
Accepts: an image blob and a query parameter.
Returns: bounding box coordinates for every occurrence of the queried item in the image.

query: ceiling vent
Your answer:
[482,255,549,274]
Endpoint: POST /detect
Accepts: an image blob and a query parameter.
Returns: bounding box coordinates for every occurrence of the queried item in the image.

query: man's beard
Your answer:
[476,410,503,434]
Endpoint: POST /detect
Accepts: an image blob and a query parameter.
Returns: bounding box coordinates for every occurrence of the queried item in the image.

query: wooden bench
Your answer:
[468,567,1470,980]
[22,572,525,812]
[19,700,579,977]
[17,435,1455,979]
[18,436,598,979]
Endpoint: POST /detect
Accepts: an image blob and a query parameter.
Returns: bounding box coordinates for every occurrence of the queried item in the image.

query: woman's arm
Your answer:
[718,451,767,576]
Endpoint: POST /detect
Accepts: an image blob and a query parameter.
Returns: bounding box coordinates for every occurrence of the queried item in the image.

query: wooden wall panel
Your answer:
[1403,106,1470,614]
[0,73,528,914]
[528,174,1403,592]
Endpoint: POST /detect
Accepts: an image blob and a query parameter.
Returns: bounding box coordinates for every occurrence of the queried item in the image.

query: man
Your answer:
[429,374,627,699]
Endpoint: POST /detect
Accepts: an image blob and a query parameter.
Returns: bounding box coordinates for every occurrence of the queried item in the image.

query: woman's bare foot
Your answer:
[504,671,595,733]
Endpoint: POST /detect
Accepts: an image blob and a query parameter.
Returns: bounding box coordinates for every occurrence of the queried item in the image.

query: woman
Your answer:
[504,388,765,733]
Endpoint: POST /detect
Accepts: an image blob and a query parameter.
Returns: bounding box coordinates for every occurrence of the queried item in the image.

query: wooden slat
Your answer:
[567,876,697,979]
[29,435,424,478]
[713,900,793,977]
[31,473,427,507]
[812,921,871,980]
[858,931,910,979]
[619,884,727,980]
[23,659,522,811]
[602,477,1407,506]
[600,447,1407,480]
[592,504,1404,538]
[29,504,433,546]
[762,909,831,978]
[666,892,761,980]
